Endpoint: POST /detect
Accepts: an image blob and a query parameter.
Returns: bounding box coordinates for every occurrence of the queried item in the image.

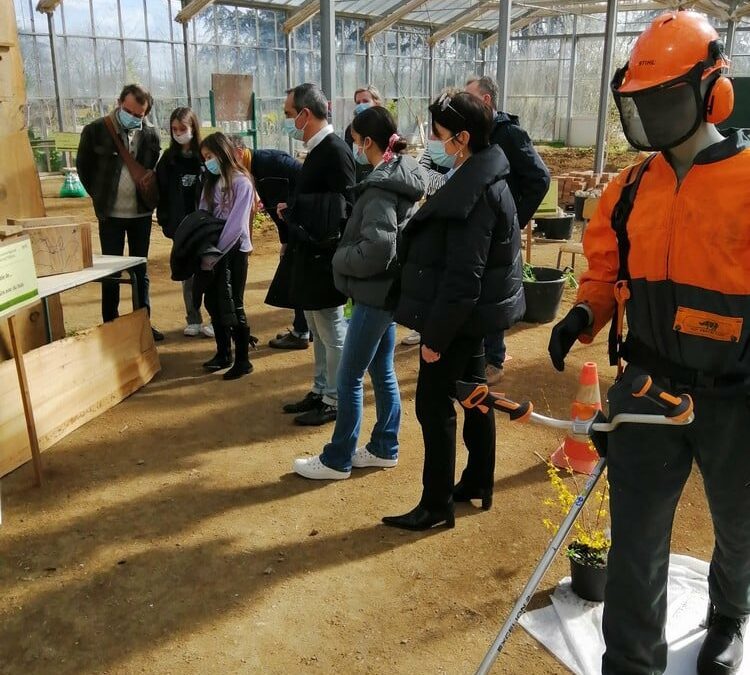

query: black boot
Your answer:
[382,503,455,531]
[453,481,493,511]
[203,325,232,371]
[697,604,747,674]
[223,325,253,380]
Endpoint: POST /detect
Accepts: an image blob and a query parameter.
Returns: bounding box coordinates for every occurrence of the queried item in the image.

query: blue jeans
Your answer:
[484,330,506,368]
[320,303,400,472]
[305,307,347,406]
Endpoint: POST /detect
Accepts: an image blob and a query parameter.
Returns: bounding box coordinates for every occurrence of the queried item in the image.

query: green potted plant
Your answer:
[542,457,610,602]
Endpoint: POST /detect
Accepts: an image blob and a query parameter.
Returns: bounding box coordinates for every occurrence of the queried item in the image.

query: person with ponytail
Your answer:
[198,132,255,380]
[156,107,211,338]
[293,106,425,480]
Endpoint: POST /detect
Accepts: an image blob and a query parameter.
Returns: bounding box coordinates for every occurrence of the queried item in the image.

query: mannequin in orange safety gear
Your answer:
[548,11,750,675]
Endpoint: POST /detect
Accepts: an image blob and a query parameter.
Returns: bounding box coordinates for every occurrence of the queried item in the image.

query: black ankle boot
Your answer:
[697,604,747,674]
[453,481,493,510]
[223,325,253,380]
[203,325,232,371]
[382,503,455,531]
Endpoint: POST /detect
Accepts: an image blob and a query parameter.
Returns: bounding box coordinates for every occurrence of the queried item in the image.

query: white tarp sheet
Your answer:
[518,554,750,675]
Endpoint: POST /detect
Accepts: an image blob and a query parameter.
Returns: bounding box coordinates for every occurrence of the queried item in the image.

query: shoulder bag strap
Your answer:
[104,115,146,182]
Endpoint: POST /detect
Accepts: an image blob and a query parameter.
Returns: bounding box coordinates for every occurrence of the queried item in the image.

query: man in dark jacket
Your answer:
[465,76,551,382]
[248,148,310,350]
[266,83,356,426]
[76,83,162,339]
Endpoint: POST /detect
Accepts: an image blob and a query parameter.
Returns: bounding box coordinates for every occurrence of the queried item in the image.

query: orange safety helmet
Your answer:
[614,11,733,125]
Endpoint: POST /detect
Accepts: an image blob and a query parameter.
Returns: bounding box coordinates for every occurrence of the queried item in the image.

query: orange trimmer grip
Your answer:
[490,394,533,422]
[631,374,694,421]
[457,382,489,410]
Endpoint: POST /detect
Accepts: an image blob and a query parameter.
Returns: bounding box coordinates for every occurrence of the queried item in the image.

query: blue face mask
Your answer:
[283,112,305,141]
[354,145,370,166]
[117,108,143,131]
[428,137,457,169]
[354,102,373,116]
[204,158,221,175]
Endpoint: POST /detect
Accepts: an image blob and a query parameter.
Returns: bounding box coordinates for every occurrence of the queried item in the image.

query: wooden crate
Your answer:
[18,221,93,277]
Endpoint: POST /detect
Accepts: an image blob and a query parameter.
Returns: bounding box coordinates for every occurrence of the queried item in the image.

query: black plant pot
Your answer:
[522,266,566,324]
[574,194,586,221]
[570,553,607,602]
[536,215,574,240]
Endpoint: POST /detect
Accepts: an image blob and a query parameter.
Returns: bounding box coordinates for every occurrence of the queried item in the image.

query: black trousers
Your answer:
[602,365,750,674]
[415,334,496,510]
[204,247,249,329]
[98,216,152,322]
[293,307,309,335]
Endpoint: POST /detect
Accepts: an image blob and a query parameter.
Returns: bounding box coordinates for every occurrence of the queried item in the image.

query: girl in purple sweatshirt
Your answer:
[199,132,255,380]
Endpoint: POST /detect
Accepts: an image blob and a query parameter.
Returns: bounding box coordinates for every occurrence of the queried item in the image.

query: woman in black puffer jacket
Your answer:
[382,92,525,531]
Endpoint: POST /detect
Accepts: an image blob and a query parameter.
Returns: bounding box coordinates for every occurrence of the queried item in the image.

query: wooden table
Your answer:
[38,254,146,340]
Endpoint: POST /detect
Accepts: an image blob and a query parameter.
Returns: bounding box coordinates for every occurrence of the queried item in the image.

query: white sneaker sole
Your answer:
[351,449,398,469]
[293,459,350,480]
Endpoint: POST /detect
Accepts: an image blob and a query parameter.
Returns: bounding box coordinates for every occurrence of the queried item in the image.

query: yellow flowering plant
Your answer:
[542,453,611,569]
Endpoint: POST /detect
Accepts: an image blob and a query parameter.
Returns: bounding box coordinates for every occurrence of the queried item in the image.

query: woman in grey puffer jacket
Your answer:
[292,106,425,480]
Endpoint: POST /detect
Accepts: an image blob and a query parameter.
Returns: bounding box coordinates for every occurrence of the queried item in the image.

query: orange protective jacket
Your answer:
[577,130,750,380]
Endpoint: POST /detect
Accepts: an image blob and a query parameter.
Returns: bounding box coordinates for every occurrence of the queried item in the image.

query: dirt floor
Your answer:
[536,146,641,176]
[0,191,716,675]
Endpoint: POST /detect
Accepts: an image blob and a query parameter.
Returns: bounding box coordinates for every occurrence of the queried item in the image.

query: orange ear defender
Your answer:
[705,74,734,124]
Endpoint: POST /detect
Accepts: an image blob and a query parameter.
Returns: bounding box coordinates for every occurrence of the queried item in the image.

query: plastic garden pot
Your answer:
[522,266,566,324]
[536,214,574,240]
[569,554,607,602]
[574,195,586,221]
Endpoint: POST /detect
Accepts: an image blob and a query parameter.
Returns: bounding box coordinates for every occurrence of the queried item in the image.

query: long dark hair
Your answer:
[200,132,251,212]
[169,107,202,157]
[351,106,407,154]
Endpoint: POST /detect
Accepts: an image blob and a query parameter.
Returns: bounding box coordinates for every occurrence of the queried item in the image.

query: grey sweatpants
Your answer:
[182,275,202,326]
[602,365,750,674]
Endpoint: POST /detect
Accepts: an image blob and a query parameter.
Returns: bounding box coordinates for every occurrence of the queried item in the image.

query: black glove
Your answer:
[548,306,590,372]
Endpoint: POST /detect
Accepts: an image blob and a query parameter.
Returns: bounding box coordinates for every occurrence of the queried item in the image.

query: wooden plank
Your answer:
[8,216,77,227]
[23,222,93,277]
[0,309,160,478]
[582,197,600,221]
[0,294,65,359]
[7,314,43,485]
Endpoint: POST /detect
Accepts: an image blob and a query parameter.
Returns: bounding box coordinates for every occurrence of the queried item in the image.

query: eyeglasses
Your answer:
[437,92,465,120]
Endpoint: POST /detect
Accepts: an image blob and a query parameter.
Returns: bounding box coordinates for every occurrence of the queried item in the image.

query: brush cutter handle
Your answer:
[631,375,694,423]
[456,382,533,422]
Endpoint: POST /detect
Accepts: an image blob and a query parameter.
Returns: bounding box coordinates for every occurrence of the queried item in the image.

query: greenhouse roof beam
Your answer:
[283,0,320,32]
[480,8,546,47]
[429,2,500,44]
[175,0,216,23]
[363,0,434,41]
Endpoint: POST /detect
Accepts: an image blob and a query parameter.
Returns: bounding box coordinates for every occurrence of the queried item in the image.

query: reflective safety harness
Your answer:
[607,153,657,378]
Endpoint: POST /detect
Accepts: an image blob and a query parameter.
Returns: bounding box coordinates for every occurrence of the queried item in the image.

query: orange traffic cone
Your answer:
[550,362,601,474]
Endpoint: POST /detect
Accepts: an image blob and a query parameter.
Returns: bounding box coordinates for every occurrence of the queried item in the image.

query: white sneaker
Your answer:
[486,364,504,385]
[401,329,421,346]
[201,324,215,338]
[184,323,201,337]
[293,456,350,480]
[351,447,398,469]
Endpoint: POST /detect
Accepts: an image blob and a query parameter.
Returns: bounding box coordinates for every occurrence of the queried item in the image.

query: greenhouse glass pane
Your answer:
[14,0,34,33]
[237,7,258,47]
[194,9,217,44]
[119,0,146,39]
[146,0,171,41]
[214,6,238,45]
[732,56,750,76]
[293,22,311,51]
[92,0,121,38]
[19,35,40,97]
[150,42,175,97]
[218,46,239,73]
[172,45,187,98]
[237,48,258,81]
[65,38,98,97]
[259,10,278,48]
[195,45,217,97]
[62,0,92,36]
[36,37,55,98]
[123,41,148,86]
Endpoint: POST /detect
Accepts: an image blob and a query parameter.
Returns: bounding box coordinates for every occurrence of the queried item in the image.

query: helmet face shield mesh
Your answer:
[615,81,703,151]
